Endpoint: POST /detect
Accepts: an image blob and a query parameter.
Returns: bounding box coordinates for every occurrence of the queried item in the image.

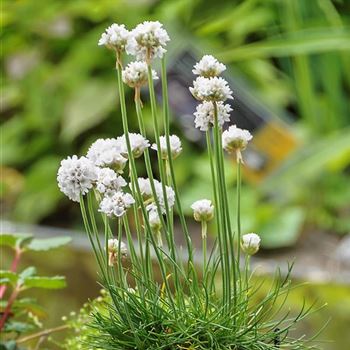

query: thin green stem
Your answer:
[201,220,207,280]
[87,192,105,266]
[245,255,250,299]
[116,58,176,312]
[102,213,115,285]
[160,58,196,293]
[147,64,187,305]
[215,110,237,314]
[206,130,226,308]
[80,197,106,282]
[134,98,173,254]
[123,216,141,278]
[134,96,181,301]
[237,161,242,268]
[212,102,231,311]
[129,162,147,283]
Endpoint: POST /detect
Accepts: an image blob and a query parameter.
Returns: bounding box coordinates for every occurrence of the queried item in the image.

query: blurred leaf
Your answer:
[61,80,117,142]
[0,233,33,249]
[13,156,63,223]
[0,340,18,350]
[23,276,66,289]
[259,207,305,248]
[3,321,35,334]
[27,236,71,251]
[1,117,30,166]
[197,0,259,35]
[19,267,36,282]
[0,234,18,249]
[0,271,18,286]
[11,298,47,318]
[219,29,350,61]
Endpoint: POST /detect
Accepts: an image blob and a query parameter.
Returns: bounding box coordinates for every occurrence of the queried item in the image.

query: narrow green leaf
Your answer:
[27,236,71,251]
[218,29,350,61]
[23,276,66,289]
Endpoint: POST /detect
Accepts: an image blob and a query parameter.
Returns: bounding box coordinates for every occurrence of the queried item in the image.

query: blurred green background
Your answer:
[1,0,350,349]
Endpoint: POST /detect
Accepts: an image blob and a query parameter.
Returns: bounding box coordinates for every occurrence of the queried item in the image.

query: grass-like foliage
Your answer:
[88,268,321,350]
[57,21,324,349]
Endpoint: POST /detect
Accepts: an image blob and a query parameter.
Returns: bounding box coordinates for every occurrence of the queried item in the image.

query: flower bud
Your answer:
[122,61,158,88]
[222,125,253,163]
[241,233,261,255]
[151,135,182,160]
[118,133,150,159]
[107,239,127,266]
[126,21,170,62]
[190,76,233,102]
[149,209,161,232]
[222,125,252,151]
[98,24,130,52]
[191,199,214,222]
[192,55,226,78]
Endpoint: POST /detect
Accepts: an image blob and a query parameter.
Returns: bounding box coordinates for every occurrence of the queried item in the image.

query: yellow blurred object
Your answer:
[243,121,298,183]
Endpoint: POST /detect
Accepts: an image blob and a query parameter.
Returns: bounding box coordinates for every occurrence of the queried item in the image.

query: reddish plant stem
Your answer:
[0,248,21,299]
[0,286,20,331]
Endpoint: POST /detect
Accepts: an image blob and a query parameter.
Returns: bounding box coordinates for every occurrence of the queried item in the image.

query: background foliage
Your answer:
[0,233,70,349]
[1,1,350,241]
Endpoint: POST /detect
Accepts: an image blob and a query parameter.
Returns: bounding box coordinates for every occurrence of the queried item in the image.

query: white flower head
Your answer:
[151,135,182,160]
[126,21,170,61]
[193,55,226,78]
[194,101,232,131]
[148,209,161,232]
[153,184,175,214]
[122,61,158,88]
[118,133,150,158]
[222,125,252,162]
[241,233,261,255]
[107,238,127,266]
[87,138,127,173]
[135,177,175,214]
[98,23,130,52]
[191,199,214,222]
[96,168,127,196]
[136,177,156,200]
[57,155,98,202]
[98,191,135,218]
[190,76,233,102]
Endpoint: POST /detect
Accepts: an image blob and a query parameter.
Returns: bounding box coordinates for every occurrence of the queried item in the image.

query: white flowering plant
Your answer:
[58,21,323,349]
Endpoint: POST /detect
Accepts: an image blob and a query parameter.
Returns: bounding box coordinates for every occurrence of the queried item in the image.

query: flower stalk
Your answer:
[53,21,318,350]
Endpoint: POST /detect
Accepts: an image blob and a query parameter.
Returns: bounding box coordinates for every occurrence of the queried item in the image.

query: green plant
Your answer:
[55,21,325,349]
[61,289,109,350]
[0,233,70,349]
